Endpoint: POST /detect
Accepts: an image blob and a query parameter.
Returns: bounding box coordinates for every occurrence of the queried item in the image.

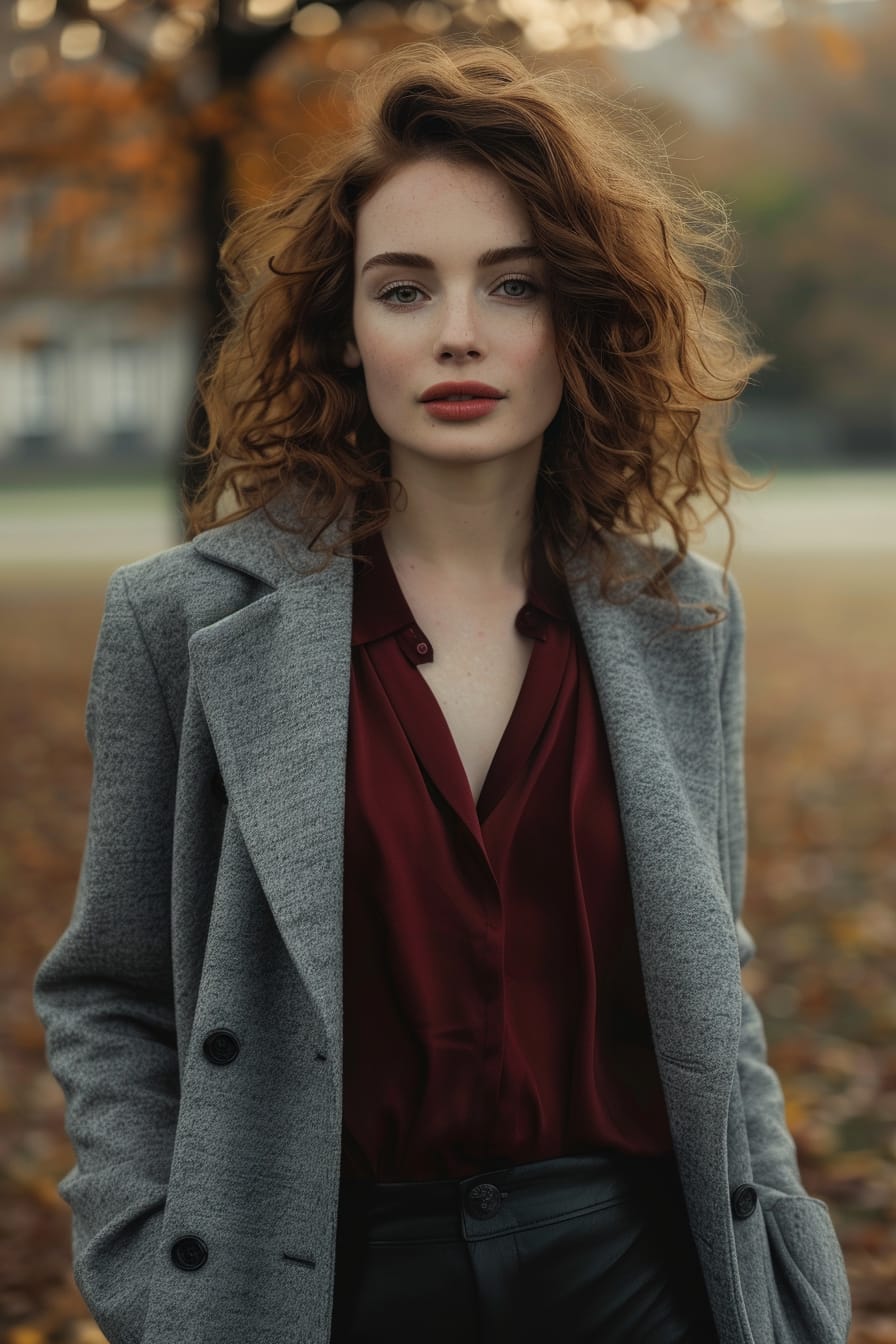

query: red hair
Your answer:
[183,36,773,630]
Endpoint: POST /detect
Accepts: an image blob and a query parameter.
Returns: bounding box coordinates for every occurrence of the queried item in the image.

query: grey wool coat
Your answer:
[33,485,852,1344]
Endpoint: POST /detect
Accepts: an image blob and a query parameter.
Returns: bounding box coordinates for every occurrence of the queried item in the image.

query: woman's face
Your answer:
[343,156,564,474]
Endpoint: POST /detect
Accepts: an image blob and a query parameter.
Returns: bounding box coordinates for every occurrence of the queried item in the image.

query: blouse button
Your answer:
[416,641,429,655]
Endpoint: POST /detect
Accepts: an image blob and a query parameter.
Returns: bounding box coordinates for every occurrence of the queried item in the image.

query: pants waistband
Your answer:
[337,1148,683,1242]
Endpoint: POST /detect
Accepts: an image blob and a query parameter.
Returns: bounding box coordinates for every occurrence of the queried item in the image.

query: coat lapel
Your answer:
[188,493,355,1052]
[568,560,743,1095]
[188,488,742,1108]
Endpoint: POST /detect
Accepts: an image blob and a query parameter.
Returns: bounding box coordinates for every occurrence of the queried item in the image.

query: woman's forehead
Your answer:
[354,160,533,254]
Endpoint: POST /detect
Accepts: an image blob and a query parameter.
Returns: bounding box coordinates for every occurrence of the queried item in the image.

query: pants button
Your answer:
[465,1182,503,1219]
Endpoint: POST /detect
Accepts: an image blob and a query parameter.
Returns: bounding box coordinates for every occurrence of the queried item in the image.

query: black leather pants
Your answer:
[330,1149,719,1343]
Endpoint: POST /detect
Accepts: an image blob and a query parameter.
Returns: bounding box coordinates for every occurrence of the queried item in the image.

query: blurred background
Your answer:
[1,0,894,1340]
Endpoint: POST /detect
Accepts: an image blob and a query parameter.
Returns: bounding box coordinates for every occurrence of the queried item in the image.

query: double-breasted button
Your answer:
[203,1030,240,1065]
[465,1182,503,1220]
[731,1183,758,1219]
[171,1236,208,1270]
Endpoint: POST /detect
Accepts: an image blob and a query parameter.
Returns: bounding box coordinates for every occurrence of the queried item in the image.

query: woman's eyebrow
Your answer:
[361,245,544,275]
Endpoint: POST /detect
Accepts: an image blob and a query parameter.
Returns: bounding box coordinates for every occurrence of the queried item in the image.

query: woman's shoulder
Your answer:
[679,547,739,612]
[104,527,271,671]
[616,533,739,613]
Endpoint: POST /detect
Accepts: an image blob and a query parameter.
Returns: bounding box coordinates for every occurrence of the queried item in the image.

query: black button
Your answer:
[465,1182,503,1220]
[203,1030,240,1065]
[171,1235,208,1270]
[731,1183,758,1219]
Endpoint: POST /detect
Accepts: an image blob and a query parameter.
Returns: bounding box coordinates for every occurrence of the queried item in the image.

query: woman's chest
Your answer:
[408,597,535,806]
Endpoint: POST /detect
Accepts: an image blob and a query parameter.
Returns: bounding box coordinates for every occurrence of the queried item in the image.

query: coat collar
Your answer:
[192,479,659,603]
[188,482,741,1116]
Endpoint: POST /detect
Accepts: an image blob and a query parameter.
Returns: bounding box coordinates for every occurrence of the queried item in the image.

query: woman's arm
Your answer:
[718,572,807,1195]
[719,572,852,1342]
[33,567,181,1344]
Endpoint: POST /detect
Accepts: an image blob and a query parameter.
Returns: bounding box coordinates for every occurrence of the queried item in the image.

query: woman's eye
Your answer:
[377,283,424,305]
[375,276,540,306]
[498,277,540,299]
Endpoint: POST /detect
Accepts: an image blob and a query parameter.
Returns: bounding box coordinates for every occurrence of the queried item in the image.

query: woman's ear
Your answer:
[343,338,361,369]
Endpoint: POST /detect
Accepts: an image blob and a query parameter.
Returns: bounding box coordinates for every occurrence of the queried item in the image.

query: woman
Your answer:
[34,37,851,1344]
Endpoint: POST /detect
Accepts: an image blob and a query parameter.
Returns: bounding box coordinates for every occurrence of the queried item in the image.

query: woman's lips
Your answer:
[423,398,501,421]
[421,381,503,400]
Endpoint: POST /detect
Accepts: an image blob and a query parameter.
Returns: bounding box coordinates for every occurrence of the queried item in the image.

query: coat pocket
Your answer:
[756,1184,851,1344]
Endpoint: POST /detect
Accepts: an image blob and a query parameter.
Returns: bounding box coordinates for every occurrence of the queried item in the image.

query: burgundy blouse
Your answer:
[340,525,674,1182]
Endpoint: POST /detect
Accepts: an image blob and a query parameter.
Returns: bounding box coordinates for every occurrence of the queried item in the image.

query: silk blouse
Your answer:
[340,524,674,1182]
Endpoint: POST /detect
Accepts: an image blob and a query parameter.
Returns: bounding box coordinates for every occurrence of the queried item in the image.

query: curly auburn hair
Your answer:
[182,35,774,631]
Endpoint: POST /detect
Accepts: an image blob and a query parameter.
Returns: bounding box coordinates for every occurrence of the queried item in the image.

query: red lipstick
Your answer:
[420,381,504,401]
[420,381,504,422]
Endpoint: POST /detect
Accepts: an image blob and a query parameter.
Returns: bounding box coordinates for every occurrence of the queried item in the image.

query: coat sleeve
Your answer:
[718,571,806,1195]
[719,572,852,1342]
[33,566,180,1344]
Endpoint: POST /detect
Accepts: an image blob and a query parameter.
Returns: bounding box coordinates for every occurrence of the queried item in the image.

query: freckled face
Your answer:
[343,157,564,470]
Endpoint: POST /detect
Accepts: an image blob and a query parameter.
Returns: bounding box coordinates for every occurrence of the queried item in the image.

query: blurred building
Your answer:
[0,168,201,472]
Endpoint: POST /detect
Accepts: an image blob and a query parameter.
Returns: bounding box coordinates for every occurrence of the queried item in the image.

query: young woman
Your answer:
[34,37,851,1344]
